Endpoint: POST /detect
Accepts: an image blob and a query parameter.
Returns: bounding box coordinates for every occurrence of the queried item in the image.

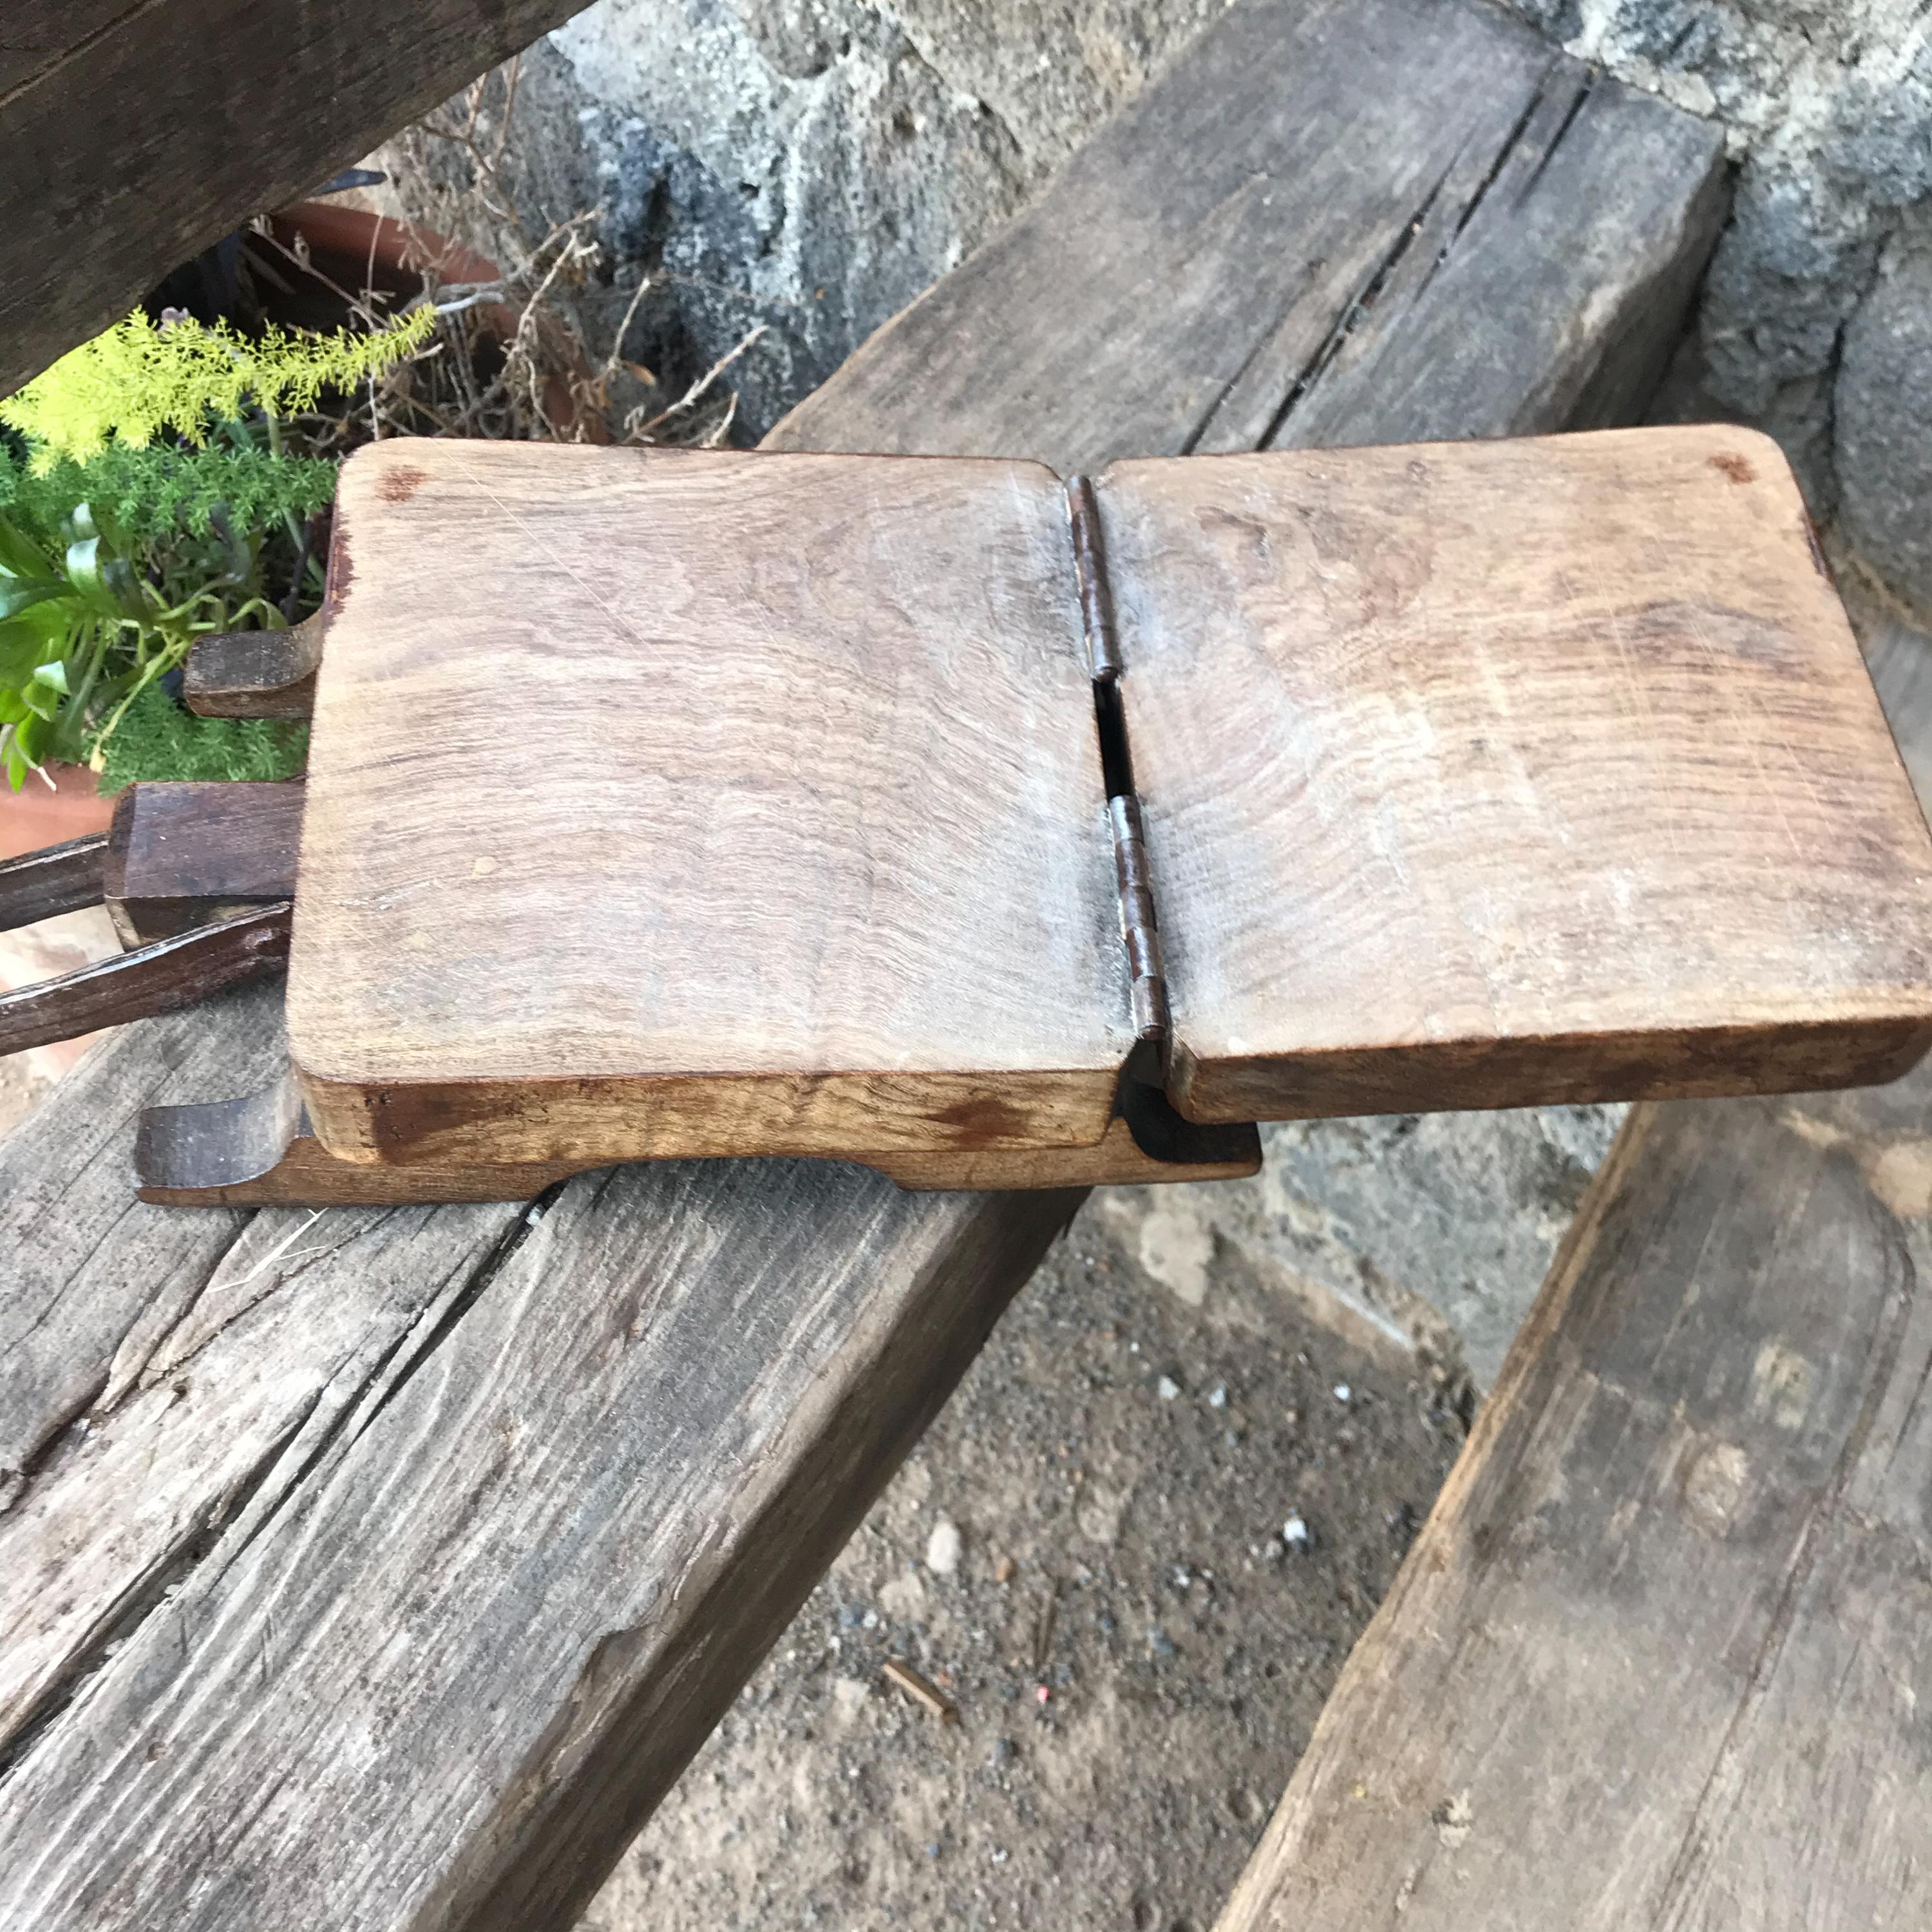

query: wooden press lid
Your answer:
[285,441,1134,1167]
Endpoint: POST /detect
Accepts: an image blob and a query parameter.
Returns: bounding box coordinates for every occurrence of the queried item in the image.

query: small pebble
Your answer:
[994,1554,1017,1584]
[1208,1382,1229,1408]
[992,1738,1016,1766]
[926,1518,963,1576]
[1157,1375,1181,1401]
[1283,1513,1311,1548]
[1333,1383,1352,1403]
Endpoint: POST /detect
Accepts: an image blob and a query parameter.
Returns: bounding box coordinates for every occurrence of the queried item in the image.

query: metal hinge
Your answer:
[1108,791,1170,1048]
[1068,473,1170,1052]
[1065,474,1123,682]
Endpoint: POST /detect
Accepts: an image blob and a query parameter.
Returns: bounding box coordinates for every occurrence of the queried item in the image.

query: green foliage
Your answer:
[0,440,336,544]
[0,303,429,788]
[95,683,307,791]
[0,484,292,788]
[0,307,434,467]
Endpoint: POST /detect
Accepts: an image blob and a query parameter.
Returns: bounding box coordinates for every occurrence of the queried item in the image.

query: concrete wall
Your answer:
[379,0,1932,610]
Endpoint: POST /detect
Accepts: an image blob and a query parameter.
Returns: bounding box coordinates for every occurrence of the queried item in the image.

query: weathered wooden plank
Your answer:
[0,984,287,1511]
[0,0,583,401]
[768,0,1727,469]
[0,1,1728,1924]
[0,1155,1075,1928]
[1216,1074,1932,1931]
[1215,1075,1932,1932]
[1213,587,1932,1932]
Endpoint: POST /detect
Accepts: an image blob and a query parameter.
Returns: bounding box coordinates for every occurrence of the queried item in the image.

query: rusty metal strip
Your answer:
[1065,474,1122,682]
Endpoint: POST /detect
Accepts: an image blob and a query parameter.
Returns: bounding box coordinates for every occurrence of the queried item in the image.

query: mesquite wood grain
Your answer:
[284,425,1932,1176]
[287,442,1132,1169]
[0,2,1729,1926]
[1103,430,1932,1121]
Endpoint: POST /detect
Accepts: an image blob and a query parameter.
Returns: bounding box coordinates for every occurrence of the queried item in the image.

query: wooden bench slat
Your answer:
[0,2,1725,1924]
[1214,605,1932,1932]
[0,0,584,402]
[766,1,1725,468]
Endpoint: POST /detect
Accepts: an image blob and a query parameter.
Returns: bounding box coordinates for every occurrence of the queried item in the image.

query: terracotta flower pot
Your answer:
[265,200,503,319]
[0,761,115,862]
[263,201,605,440]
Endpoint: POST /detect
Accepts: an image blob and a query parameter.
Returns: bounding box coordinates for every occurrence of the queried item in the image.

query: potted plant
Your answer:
[0,302,430,853]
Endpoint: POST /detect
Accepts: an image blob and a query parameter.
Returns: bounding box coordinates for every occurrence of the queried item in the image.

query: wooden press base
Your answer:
[133,1074,1262,1205]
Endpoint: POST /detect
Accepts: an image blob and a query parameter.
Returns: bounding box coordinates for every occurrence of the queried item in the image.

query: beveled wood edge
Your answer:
[135,1087,1261,1202]
[1168,1012,1932,1124]
[291,1058,1135,1169]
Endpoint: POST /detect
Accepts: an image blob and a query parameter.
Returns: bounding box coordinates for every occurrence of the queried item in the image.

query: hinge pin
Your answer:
[1108,793,1170,1045]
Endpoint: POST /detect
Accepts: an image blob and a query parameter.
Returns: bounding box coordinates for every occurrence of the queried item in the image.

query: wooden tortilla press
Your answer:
[5,425,1931,1208]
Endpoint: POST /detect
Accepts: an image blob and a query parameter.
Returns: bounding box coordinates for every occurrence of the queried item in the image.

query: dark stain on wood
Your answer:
[931,1094,1037,1145]
[1709,451,1756,484]
[377,463,429,504]
[0,833,108,934]
[103,781,303,943]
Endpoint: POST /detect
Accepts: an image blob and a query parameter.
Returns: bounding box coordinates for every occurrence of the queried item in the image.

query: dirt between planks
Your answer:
[582,1184,1476,1932]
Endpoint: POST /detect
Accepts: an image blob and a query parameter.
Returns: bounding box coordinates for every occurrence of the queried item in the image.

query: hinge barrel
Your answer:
[1108,793,1170,1045]
[1065,475,1123,682]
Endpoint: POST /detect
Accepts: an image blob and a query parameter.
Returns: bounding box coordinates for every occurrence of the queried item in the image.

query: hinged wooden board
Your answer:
[1101,426,1932,1118]
[272,427,1932,1179]
[289,441,1136,1168]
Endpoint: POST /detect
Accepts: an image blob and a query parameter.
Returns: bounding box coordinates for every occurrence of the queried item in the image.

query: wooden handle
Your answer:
[0,831,108,933]
[184,614,323,718]
[0,901,292,1055]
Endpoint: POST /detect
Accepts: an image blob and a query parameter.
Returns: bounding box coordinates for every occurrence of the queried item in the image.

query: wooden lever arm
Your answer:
[0,901,291,1056]
[0,832,109,933]
[104,780,303,943]
[184,614,323,718]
